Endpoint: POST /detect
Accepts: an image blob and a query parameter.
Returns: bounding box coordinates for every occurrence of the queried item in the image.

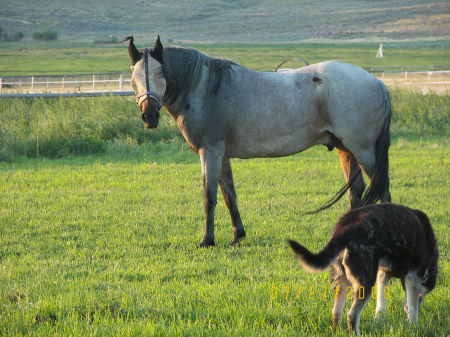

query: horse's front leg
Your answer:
[219,158,246,246]
[198,146,223,247]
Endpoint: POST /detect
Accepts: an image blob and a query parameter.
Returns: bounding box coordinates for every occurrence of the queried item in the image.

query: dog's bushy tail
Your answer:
[287,234,348,273]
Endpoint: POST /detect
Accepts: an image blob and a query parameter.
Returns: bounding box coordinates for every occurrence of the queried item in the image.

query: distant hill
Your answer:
[1,0,449,43]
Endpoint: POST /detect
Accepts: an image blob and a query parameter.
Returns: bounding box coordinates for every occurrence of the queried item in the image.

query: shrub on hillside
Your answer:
[93,36,119,44]
[14,32,24,41]
[32,30,58,41]
[0,26,24,42]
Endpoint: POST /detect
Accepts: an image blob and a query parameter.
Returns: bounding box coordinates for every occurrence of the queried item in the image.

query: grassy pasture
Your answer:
[0,94,449,336]
[1,40,450,76]
[0,41,449,336]
[0,135,448,336]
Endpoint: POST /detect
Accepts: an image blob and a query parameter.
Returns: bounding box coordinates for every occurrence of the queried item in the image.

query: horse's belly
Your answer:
[227,130,318,159]
[223,77,326,158]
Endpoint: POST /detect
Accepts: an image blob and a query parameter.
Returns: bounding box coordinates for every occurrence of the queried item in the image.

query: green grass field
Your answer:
[0,41,449,336]
[1,40,450,76]
[0,135,448,336]
[0,94,449,336]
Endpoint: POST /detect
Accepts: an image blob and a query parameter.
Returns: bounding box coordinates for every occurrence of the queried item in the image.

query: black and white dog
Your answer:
[288,203,438,335]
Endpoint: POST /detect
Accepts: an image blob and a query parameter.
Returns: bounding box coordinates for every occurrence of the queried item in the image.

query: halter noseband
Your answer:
[136,48,163,110]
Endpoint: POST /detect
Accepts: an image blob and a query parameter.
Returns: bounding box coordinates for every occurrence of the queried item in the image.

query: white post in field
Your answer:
[376,44,384,58]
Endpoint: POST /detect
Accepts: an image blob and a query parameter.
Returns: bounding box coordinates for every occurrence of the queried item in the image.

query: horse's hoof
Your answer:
[229,235,246,247]
[198,239,215,248]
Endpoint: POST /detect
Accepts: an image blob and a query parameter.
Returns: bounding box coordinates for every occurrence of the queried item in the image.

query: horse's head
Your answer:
[126,35,166,129]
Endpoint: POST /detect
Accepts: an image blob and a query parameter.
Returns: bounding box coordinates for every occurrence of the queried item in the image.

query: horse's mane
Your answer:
[161,47,237,105]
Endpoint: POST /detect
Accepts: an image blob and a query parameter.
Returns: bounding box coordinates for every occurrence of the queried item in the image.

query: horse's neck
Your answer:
[164,65,286,120]
[164,66,211,119]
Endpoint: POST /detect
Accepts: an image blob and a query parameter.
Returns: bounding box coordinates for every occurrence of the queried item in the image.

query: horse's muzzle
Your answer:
[140,98,160,129]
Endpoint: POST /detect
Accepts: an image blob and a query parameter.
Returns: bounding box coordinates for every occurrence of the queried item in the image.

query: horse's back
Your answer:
[296,61,387,149]
[295,61,381,99]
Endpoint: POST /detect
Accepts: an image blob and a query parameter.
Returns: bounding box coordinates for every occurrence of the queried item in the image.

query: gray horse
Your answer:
[125,36,392,247]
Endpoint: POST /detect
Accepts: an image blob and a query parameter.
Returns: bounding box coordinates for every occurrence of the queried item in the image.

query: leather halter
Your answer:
[136,48,163,110]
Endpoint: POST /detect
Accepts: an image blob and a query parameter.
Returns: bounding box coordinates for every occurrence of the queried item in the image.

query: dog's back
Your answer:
[332,204,437,281]
[288,203,438,335]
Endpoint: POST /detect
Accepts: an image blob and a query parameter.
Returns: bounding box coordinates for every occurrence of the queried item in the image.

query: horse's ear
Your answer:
[123,36,142,65]
[151,35,164,64]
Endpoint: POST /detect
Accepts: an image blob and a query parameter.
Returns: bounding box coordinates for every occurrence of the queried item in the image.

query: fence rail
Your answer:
[1,66,450,97]
[0,91,134,98]
[0,72,131,94]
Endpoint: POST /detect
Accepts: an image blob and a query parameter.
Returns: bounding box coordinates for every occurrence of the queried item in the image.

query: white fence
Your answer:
[1,67,450,97]
[379,70,450,93]
[0,72,132,94]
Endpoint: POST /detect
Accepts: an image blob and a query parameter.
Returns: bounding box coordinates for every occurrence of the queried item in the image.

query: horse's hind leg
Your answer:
[336,149,365,209]
[353,147,391,204]
[220,158,246,245]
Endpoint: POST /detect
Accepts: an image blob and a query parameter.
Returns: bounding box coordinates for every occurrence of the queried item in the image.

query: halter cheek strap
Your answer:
[136,48,163,110]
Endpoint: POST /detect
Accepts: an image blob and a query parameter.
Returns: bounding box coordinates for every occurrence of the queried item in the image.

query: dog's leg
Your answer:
[404,273,420,324]
[347,285,372,336]
[332,276,350,330]
[375,269,391,318]
[400,278,409,314]
[344,251,376,335]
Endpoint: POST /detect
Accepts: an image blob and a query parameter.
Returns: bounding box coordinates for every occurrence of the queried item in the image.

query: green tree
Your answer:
[32,30,58,41]
[14,32,24,41]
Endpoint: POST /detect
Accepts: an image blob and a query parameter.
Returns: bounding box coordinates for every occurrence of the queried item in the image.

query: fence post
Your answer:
[92,74,95,89]
[119,74,123,91]
[0,77,2,93]
[62,76,65,90]
[31,77,34,91]
[404,71,408,81]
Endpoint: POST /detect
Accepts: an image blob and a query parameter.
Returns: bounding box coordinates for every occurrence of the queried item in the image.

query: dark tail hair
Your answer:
[287,234,348,273]
[306,170,362,214]
[359,81,392,206]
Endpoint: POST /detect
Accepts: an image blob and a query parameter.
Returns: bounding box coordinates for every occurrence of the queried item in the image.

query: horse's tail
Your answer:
[307,80,391,214]
[359,81,392,206]
[287,233,349,273]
